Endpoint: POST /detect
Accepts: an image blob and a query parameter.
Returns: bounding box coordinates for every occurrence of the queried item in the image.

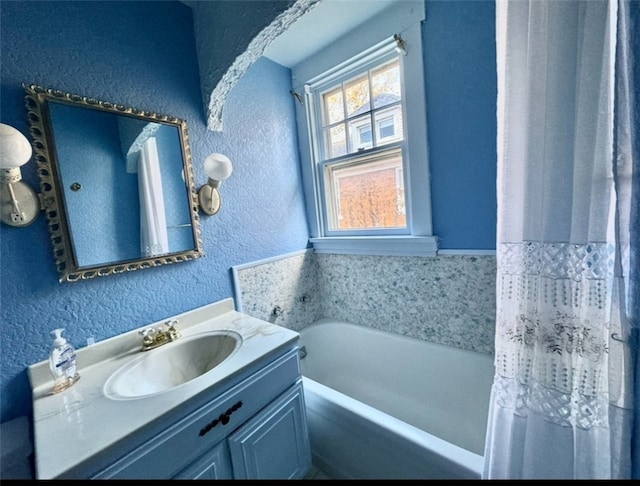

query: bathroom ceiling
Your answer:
[262,0,403,68]
[180,0,402,67]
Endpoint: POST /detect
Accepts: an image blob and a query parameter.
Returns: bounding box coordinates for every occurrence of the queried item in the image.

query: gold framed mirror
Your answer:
[24,84,204,282]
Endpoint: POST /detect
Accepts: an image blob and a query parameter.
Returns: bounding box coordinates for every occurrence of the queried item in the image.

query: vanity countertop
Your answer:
[27,298,300,479]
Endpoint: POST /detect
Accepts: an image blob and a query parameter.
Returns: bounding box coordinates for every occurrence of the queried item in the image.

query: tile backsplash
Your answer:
[232,250,322,331]
[232,249,496,355]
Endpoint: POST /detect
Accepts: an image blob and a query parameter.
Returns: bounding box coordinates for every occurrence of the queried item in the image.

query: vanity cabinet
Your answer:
[228,382,310,479]
[92,347,311,480]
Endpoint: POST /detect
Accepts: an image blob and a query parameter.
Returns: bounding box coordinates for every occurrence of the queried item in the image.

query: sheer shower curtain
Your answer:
[139,136,169,258]
[484,0,637,479]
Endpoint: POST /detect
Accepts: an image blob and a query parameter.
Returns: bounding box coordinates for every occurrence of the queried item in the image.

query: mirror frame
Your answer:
[23,83,204,283]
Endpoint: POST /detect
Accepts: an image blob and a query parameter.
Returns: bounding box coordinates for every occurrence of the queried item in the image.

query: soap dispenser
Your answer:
[49,328,80,393]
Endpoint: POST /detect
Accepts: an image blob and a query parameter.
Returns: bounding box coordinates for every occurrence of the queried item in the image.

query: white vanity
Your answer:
[27,298,312,479]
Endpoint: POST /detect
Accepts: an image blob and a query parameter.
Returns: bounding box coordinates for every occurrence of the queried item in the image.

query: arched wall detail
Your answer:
[206,0,321,132]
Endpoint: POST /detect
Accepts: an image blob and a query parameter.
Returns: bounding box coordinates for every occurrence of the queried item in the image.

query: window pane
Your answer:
[359,126,372,144]
[372,60,401,109]
[379,117,395,138]
[325,124,346,158]
[345,75,370,117]
[325,150,406,231]
[374,106,403,143]
[348,114,373,152]
[323,88,344,125]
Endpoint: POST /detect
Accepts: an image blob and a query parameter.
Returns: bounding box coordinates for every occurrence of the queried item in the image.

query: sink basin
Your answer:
[104,331,242,400]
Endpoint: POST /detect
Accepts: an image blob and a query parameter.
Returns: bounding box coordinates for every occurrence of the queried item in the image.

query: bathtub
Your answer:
[299,318,495,479]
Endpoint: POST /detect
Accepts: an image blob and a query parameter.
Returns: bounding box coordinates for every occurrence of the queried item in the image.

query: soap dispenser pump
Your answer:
[49,328,80,393]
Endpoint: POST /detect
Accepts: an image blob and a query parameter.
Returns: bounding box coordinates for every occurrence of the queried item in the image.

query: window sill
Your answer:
[309,236,438,257]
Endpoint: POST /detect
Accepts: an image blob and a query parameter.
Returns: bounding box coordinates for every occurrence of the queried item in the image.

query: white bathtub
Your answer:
[299,318,495,479]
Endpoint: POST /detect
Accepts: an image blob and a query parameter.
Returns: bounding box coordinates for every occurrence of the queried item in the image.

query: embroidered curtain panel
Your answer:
[484,0,637,479]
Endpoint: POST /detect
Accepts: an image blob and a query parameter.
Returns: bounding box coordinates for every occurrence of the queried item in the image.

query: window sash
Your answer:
[318,143,410,236]
[307,43,409,237]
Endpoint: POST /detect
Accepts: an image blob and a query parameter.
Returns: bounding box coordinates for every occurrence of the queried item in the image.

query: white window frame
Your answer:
[291,1,437,257]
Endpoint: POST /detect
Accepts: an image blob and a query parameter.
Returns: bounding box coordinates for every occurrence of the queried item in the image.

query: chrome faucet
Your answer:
[139,319,181,351]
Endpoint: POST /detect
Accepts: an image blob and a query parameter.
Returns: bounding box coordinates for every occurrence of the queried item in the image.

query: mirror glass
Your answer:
[24,84,203,282]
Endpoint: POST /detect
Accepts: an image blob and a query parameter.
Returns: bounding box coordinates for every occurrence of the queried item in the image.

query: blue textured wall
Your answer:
[424,0,497,249]
[0,0,309,423]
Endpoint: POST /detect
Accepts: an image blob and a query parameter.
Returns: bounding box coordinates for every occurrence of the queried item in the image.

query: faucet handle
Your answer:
[165,320,181,340]
[139,327,155,344]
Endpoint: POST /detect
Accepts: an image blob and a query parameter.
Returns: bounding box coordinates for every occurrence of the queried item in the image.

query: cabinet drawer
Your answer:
[93,348,300,479]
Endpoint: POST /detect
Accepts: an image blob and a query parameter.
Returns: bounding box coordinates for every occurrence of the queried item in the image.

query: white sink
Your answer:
[103,331,242,400]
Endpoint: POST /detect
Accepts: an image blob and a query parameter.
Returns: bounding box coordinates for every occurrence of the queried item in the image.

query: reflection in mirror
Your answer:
[24,84,203,282]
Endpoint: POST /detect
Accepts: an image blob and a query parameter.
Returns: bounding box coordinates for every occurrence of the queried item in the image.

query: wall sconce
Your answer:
[198,153,232,215]
[0,123,41,227]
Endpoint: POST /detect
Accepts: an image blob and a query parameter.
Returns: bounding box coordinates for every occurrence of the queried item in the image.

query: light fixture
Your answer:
[198,153,232,215]
[0,123,41,227]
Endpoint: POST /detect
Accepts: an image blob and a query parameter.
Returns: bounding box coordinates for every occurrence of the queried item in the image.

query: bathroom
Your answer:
[1,0,636,480]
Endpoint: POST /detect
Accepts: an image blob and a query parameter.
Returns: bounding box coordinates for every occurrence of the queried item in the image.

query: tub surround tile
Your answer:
[232,250,322,331]
[233,251,496,355]
[316,254,496,355]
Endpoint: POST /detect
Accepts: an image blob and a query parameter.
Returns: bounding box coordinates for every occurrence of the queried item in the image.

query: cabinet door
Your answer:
[228,381,311,479]
[173,441,233,479]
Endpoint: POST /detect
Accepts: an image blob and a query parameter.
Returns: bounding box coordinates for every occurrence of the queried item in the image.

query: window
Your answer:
[358,125,372,145]
[291,4,436,256]
[312,54,406,233]
[379,117,396,140]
